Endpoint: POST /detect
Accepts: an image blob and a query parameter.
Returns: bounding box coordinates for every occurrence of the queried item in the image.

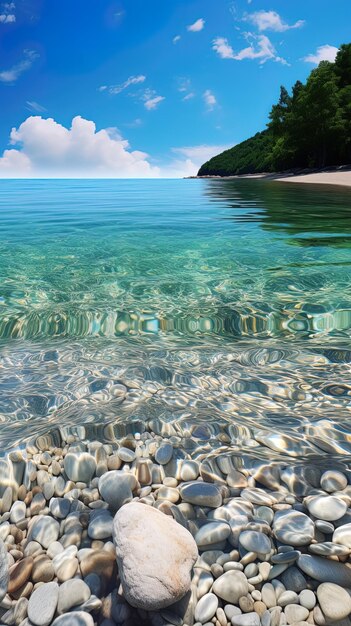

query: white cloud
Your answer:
[187,18,205,32]
[0,13,15,22]
[161,144,231,177]
[0,49,39,83]
[142,89,165,110]
[26,101,47,113]
[0,115,160,178]
[173,35,181,44]
[178,78,195,101]
[99,75,146,95]
[213,34,288,65]
[203,89,217,111]
[212,37,236,59]
[244,10,305,32]
[0,1,15,22]
[303,44,339,64]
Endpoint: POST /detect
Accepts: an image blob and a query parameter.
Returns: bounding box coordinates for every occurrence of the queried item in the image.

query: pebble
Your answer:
[316,582,351,621]
[284,604,309,624]
[31,555,55,583]
[332,522,351,548]
[180,461,199,482]
[194,593,218,623]
[320,470,348,492]
[239,530,271,554]
[57,579,91,613]
[8,556,33,593]
[51,612,94,626]
[63,452,96,483]
[27,581,59,626]
[261,583,276,608]
[212,571,249,604]
[278,591,299,607]
[30,516,60,548]
[98,471,136,511]
[299,590,316,610]
[195,521,231,548]
[306,495,347,521]
[113,501,198,610]
[117,447,136,463]
[88,511,113,539]
[273,510,314,546]
[297,554,351,586]
[179,482,222,508]
[49,498,70,519]
[231,612,260,626]
[10,501,26,524]
[0,539,9,602]
[155,443,173,465]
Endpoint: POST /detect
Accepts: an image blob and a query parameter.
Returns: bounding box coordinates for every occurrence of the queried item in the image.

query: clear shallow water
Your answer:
[1,178,351,462]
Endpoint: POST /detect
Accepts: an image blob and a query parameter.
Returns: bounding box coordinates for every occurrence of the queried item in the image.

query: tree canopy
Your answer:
[198,44,351,177]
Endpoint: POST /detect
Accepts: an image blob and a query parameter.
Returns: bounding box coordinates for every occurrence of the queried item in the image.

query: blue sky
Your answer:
[0,0,349,177]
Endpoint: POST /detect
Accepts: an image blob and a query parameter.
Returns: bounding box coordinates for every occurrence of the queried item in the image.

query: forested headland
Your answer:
[198,44,351,177]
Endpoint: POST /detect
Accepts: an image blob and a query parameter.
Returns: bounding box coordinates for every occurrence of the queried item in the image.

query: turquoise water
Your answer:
[1,178,351,461]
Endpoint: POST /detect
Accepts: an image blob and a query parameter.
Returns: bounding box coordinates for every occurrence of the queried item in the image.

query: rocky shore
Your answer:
[0,427,351,626]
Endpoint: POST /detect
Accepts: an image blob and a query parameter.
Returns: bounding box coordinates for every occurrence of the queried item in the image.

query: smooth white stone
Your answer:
[30,515,60,549]
[231,612,260,626]
[299,590,316,610]
[113,501,198,610]
[194,593,218,623]
[332,522,351,548]
[64,452,96,483]
[317,583,351,621]
[27,581,59,626]
[212,571,249,604]
[284,604,309,625]
[320,470,348,493]
[57,579,91,614]
[10,501,26,524]
[306,495,347,521]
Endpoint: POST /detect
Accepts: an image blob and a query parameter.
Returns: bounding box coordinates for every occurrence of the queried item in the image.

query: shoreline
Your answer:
[191,167,351,188]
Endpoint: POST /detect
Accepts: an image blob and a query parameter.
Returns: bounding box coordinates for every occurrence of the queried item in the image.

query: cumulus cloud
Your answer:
[0,115,160,178]
[244,10,305,32]
[303,44,339,64]
[213,34,288,65]
[0,1,15,22]
[99,74,146,95]
[161,144,231,177]
[0,49,39,83]
[203,89,217,111]
[142,89,165,110]
[187,18,205,32]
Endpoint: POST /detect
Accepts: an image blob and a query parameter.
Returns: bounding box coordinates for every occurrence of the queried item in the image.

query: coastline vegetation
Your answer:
[198,43,351,177]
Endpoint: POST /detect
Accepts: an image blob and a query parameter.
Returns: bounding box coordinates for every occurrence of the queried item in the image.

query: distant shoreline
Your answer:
[189,165,351,188]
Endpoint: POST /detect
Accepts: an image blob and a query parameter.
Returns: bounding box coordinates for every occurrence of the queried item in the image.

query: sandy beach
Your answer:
[276,170,351,187]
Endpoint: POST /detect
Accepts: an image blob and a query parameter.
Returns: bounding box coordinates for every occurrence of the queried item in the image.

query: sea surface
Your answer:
[1,178,351,465]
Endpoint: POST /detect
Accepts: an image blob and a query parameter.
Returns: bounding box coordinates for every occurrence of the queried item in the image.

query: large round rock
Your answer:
[113,501,198,610]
